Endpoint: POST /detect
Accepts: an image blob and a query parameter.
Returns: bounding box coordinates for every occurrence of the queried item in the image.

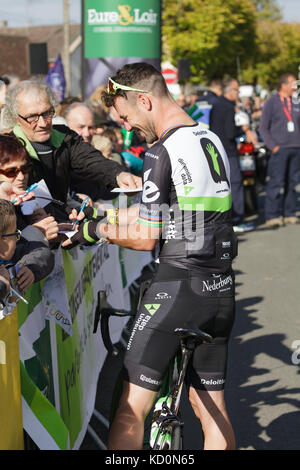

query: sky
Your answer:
[0,0,81,27]
[0,0,299,27]
[277,0,300,22]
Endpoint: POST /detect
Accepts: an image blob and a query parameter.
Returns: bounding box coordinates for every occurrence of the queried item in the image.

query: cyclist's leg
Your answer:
[108,267,187,450]
[108,380,157,450]
[185,294,236,450]
[188,387,235,450]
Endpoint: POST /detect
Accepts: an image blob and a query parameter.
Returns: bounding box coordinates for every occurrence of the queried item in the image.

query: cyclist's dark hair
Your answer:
[0,199,16,235]
[102,62,169,107]
[0,134,30,166]
[277,73,295,90]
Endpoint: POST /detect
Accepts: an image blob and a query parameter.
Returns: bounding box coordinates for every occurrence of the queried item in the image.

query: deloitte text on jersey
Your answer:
[84,0,161,58]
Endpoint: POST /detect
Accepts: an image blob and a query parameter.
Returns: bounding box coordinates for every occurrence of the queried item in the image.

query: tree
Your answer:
[242,21,300,88]
[161,0,257,83]
[253,0,282,21]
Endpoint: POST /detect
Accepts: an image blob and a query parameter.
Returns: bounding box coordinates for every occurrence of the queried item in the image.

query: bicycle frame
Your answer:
[151,341,193,449]
[150,328,213,450]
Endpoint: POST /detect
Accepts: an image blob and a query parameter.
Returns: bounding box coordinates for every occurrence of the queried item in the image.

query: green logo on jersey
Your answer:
[201,138,230,188]
[184,186,194,195]
[144,304,161,315]
[206,143,221,176]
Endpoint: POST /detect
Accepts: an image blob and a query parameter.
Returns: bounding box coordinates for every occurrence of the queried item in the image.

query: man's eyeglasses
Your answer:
[18,108,55,124]
[1,229,22,241]
[107,77,152,95]
[0,164,33,179]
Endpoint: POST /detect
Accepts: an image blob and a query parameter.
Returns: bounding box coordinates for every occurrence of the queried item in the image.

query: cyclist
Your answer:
[63,63,237,450]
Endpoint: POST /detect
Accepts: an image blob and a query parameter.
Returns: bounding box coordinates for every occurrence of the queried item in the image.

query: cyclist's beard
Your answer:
[136,125,157,145]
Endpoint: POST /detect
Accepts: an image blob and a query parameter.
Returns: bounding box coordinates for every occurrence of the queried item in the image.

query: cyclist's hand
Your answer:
[16,267,35,291]
[116,172,142,189]
[67,206,100,225]
[61,220,99,249]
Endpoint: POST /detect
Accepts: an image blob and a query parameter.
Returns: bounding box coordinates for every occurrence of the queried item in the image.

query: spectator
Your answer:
[3,74,20,89]
[92,111,109,136]
[0,77,9,110]
[176,93,187,108]
[91,135,113,159]
[0,199,54,293]
[210,78,256,232]
[102,126,144,176]
[200,78,223,107]
[2,79,141,221]
[55,96,81,119]
[0,134,59,243]
[101,128,128,168]
[64,102,95,144]
[259,73,300,227]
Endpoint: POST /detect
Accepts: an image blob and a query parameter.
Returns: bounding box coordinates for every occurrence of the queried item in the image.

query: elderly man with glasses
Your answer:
[2,80,140,221]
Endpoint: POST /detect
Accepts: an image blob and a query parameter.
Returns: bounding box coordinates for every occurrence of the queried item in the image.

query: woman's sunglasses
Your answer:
[0,164,33,179]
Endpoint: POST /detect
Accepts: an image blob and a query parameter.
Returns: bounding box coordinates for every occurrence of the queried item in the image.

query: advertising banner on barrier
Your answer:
[16,243,151,450]
[0,310,24,450]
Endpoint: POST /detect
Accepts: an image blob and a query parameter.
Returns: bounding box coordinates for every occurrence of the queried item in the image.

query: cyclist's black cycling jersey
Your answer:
[137,123,237,274]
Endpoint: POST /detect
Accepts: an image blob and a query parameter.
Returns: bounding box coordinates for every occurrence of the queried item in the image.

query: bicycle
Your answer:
[97,289,213,450]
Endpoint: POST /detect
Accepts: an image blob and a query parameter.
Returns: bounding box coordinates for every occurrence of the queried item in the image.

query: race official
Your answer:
[259,73,300,227]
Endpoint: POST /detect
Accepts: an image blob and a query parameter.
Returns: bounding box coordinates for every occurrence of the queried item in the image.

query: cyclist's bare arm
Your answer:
[98,216,161,251]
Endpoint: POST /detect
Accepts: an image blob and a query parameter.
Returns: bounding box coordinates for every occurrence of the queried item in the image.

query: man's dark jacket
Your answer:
[13,124,123,203]
[210,96,242,157]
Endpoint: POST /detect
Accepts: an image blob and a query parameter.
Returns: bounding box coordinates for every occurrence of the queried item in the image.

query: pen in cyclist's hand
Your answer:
[72,197,90,230]
[12,183,39,204]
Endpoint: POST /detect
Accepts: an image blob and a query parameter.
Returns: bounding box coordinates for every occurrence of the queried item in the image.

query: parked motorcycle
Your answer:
[238,139,257,214]
[238,138,270,215]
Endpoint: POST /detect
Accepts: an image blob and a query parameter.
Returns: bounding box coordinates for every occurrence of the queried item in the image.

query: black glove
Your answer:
[62,219,101,250]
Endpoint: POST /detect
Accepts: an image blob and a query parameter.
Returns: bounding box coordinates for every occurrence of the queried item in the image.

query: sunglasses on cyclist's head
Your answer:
[0,163,33,179]
[1,229,22,241]
[107,77,152,96]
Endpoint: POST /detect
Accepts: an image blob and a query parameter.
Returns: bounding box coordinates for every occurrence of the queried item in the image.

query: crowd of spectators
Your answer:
[0,74,145,311]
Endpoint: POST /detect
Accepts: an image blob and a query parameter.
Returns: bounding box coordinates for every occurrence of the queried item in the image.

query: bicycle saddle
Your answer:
[174,327,213,344]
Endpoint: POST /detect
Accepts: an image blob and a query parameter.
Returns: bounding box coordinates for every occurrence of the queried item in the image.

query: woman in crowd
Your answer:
[0,134,58,243]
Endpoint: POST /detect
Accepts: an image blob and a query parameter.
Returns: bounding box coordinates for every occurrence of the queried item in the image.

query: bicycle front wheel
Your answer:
[152,422,183,450]
[170,423,182,450]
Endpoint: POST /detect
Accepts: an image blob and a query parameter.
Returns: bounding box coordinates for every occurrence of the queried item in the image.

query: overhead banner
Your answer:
[84,0,161,59]
[82,0,161,99]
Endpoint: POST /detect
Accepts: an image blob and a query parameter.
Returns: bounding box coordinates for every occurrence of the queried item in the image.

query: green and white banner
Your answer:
[84,0,161,59]
[17,243,152,450]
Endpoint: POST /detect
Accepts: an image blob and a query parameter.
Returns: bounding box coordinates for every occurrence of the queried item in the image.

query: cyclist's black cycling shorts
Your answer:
[123,263,235,392]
